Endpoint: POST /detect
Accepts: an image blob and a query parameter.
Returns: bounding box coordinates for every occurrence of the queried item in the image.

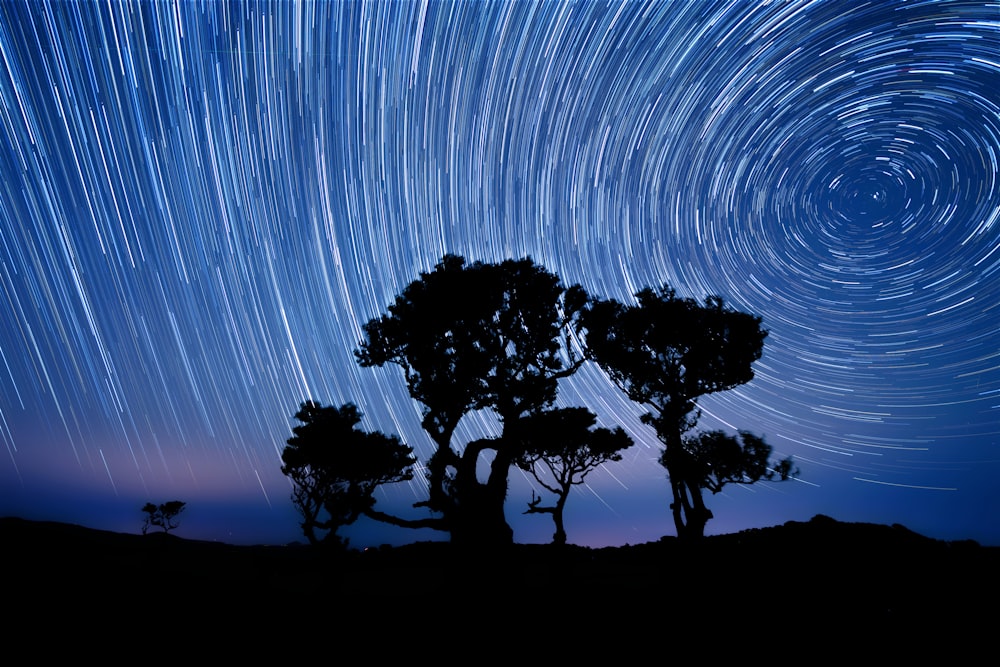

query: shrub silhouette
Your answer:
[141,501,186,535]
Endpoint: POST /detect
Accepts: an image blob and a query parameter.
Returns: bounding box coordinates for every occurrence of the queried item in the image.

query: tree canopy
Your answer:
[680,430,797,496]
[582,287,767,417]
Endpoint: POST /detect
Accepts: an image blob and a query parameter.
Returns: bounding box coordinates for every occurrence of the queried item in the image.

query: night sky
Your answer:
[1,0,998,549]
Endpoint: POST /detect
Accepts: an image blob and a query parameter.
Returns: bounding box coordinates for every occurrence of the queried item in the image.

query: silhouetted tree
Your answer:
[141,501,186,535]
[513,407,633,545]
[355,254,588,546]
[281,401,416,548]
[581,286,793,539]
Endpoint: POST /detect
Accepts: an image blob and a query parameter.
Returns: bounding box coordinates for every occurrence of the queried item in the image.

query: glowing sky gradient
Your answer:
[1,0,998,548]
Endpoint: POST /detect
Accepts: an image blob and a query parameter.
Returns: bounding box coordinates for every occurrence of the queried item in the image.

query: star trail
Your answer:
[1,1,998,547]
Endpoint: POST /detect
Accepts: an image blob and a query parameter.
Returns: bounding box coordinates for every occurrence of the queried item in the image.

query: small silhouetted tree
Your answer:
[355,254,588,547]
[141,501,186,535]
[281,401,416,548]
[582,286,795,539]
[514,407,633,545]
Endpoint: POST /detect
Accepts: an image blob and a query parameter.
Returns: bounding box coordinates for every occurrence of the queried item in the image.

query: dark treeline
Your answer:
[281,254,796,549]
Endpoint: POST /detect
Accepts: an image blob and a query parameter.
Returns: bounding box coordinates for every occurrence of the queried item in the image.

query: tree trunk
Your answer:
[302,523,318,546]
[447,439,514,547]
[424,428,460,517]
[449,491,513,547]
[664,426,692,538]
[660,408,714,540]
[552,495,568,545]
[668,475,714,539]
[482,444,515,545]
[669,476,688,537]
[682,478,713,539]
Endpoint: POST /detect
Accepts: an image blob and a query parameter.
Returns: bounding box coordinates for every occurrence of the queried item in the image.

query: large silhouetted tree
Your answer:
[355,254,588,546]
[281,401,416,548]
[581,286,794,539]
[513,407,633,545]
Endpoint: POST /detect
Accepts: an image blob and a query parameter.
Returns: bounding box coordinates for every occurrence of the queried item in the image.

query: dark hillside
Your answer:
[2,514,995,656]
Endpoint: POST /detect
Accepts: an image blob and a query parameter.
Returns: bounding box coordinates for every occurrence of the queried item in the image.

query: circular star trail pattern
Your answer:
[0,1,997,546]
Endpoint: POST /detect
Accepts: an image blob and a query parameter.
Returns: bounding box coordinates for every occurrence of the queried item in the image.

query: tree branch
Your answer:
[362,507,449,532]
[523,489,555,515]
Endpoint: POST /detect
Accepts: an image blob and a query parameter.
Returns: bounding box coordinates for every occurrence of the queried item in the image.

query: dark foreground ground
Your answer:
[3,514,997,656]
